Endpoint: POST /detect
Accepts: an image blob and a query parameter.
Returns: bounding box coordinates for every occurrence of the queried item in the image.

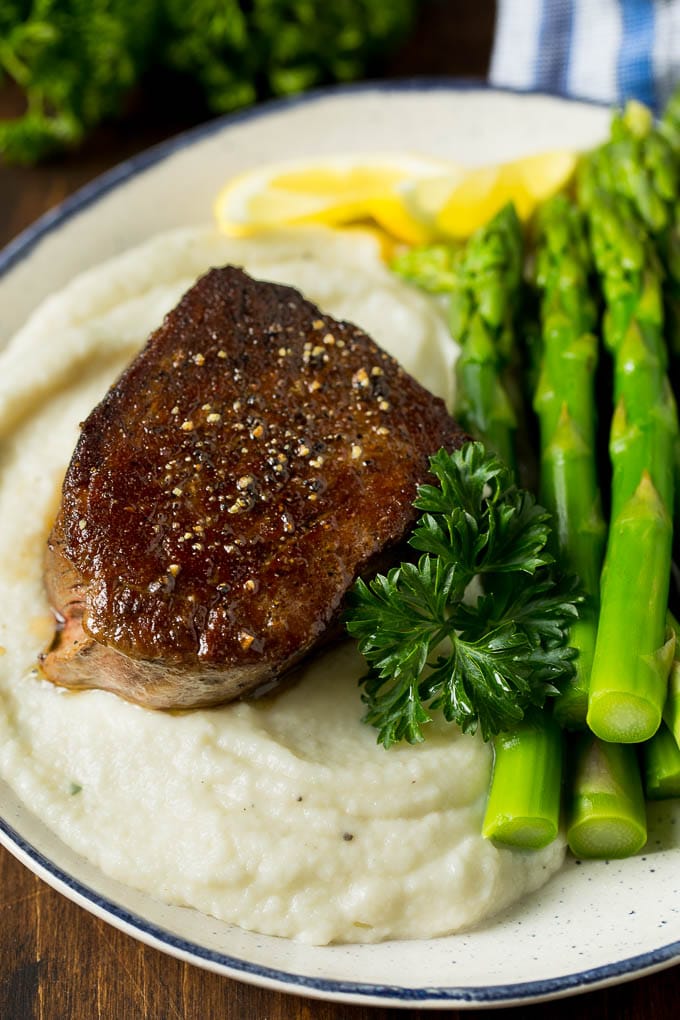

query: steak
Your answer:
[41,266,466,708]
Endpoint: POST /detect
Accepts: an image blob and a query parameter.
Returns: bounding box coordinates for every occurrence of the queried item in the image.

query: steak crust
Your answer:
[41,266,466,708]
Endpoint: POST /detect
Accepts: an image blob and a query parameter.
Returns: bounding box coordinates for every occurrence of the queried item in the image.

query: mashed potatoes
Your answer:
[0,226,565,944]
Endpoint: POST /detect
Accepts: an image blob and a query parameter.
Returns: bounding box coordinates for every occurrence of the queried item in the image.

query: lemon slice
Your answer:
[430,150,578,239]
[214,154,454,244]
[214,149,577,249]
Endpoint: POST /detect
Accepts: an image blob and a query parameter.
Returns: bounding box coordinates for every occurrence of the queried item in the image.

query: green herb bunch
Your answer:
[0,0,417,163]
[346,442,581,747]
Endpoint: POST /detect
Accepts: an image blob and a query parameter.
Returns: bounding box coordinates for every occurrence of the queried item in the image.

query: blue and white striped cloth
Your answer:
[490,0,680,111]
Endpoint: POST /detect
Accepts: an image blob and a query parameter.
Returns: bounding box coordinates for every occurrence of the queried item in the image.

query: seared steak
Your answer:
[41,266,466,708]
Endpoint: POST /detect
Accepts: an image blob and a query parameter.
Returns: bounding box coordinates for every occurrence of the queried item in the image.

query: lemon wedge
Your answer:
[214,149,577,247]
[429,150,578,239]
[214,154,453,245]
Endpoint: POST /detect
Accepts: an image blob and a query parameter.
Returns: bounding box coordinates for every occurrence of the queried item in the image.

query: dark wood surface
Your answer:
[1,2,679,1016]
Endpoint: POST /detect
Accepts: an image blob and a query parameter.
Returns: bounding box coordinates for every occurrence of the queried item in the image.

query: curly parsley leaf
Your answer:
[454,568,581,647]
[411,447,554,579]
[414,443,510,519]
[345,442,582,746]
[420,625,532,739]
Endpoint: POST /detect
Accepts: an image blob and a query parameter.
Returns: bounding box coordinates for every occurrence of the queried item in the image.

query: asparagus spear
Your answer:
[663,614,680,745]
[482,709,562,849]
[556,127,675,851]
[566,732,647,858]
[600,98,680,379]
[588,96,680,539]
[448,203,524,474]
[534,190,653,854]
[450,206,566,846]
[393,212,561,849]
[393,203,525,472]
[579,169,678,743]
[390,243,460,294]
[606,101,678,235]
[532,195,606,727]
[655,93,680,530]
[660,84,680,151]
[645,611,680,798]
[644,722,680,799]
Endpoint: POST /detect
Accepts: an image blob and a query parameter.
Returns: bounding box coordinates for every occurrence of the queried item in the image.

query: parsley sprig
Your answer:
[345,443,581,746]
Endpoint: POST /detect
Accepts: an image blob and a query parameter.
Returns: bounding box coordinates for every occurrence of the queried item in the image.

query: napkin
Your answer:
[489,0,680,110]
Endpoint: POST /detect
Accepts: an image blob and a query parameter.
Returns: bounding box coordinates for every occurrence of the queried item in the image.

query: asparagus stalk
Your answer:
[579,168,678,742]
[532,195,606,727]
[453,206,568,846]
[644,721,680,799]
[591,97,680,525]
[392,203,525,474]
[393,213,563,847]
[392,96,680,854]
[663,614,680,744]
[451,310,517,470]
[390,243,460,294]
[572,205,680,766]
[448,205,567,845]
[645,610,680,798]
[612,99,680,307]
[660,84,680,150]
[482,710,562,849]
[447,202,524,473]
[566,731,647,858]
[588,471,675,742]
[656,93,680,531]
[607,101,678,235]
[533,193,656,854]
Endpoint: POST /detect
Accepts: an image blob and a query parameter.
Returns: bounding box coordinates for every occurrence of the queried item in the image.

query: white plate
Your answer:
[1,82,678,1009]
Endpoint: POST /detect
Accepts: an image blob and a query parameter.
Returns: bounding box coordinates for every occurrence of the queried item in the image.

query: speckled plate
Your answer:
[1,82,679,1009]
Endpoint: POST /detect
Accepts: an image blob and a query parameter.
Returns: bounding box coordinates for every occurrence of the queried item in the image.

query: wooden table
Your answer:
[1,3,679,1016]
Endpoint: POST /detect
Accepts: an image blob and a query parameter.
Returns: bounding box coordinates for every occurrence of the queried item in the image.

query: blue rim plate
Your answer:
[1,81,677,1008]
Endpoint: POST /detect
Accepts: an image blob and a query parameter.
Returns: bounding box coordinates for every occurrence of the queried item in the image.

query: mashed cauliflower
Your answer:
[0,227,565,944]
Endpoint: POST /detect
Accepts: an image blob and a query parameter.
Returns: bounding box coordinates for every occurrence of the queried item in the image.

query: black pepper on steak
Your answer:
[40,265,467,709]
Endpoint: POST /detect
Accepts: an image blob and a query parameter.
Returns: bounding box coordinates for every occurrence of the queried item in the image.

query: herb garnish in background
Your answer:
[345,442,581,746]
[0,0,416,163]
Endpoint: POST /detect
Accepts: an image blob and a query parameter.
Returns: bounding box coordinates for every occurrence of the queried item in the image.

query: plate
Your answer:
[1,82,678,1010]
